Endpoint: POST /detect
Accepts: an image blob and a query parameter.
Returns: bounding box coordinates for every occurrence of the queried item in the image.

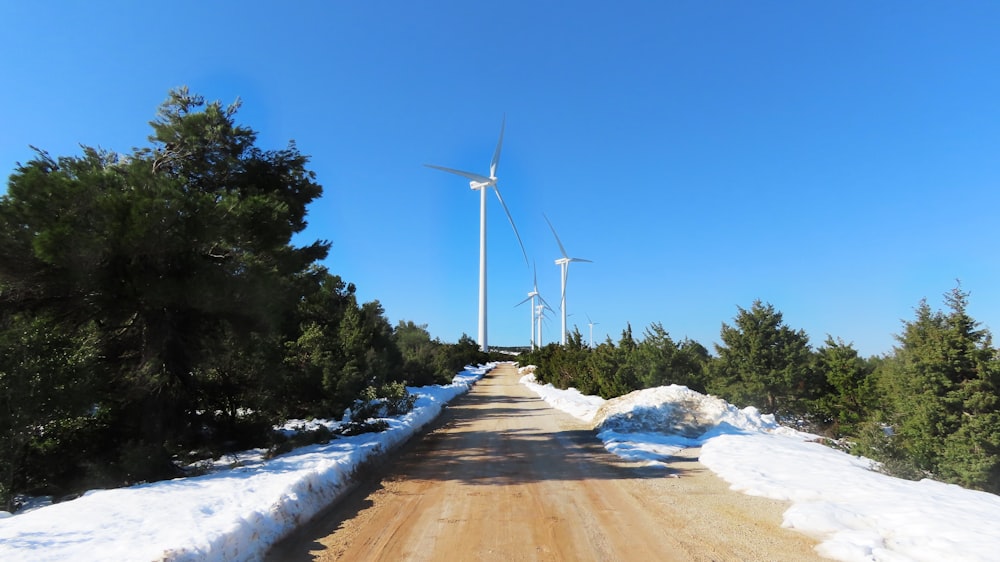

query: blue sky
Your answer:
[3,1,999,357]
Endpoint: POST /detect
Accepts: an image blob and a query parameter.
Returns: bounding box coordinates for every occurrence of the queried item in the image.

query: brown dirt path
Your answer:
[265,363,826,561]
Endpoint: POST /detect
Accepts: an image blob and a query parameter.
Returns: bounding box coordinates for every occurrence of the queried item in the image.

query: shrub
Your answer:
[337,382,416,436]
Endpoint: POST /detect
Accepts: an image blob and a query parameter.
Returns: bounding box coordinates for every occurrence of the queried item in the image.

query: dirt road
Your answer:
[266,363,825,561]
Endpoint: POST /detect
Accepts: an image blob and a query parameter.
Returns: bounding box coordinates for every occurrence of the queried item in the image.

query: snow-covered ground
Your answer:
[4,362,999,562]
[0,365,492,562]
[520,367,1000,562]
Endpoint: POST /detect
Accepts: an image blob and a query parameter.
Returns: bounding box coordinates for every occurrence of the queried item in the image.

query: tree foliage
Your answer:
[0,88,476,508]
[525,289,1000,494]
[0,313,101,505]
[811,336,876,435]
[523,323,711,400]
[710,300,814,414]
[871,287,1000,491]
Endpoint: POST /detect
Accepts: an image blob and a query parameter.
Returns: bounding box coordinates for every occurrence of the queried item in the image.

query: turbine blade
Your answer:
[515,294,533,307]
[493,183,530,266]
[538,295,552,310]
[569,257,593,264]
[544,213,569,259]
[425,164,491,184]
[490,114,505,179]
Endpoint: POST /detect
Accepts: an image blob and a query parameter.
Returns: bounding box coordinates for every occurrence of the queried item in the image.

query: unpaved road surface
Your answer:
[267,363,825,561]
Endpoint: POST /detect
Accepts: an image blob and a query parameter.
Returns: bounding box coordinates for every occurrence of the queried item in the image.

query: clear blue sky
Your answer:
[3,1,999,357]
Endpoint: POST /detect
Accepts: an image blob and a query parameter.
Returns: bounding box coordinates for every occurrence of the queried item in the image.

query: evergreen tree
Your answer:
[812,336,876,435]
[433,334,488,379]
[633,323,710,392]
[393,321,451,386]
[711,300,812,414]
[878,287,1000,491]
[604,324,641,398]
[283,268,357,417]
[0,313,100,509]
[634,323,680,389]
[0,87,330,480]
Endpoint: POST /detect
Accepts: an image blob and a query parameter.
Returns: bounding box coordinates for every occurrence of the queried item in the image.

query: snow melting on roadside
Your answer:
[0,364,492,562]
[519,365,1000,562]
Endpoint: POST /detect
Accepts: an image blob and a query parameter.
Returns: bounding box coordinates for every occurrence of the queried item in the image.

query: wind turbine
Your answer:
[535,301,553,348]
[544,214,592,345]
[586,314,599,347]
[426,116,528,352]
[516,264,551,351]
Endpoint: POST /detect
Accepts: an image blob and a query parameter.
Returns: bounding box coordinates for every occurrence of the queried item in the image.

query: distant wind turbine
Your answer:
[544,214,592,345]
[587,314,599,347]
[516,264,551,351]
[535,302,553,348]
[426,116,528,352]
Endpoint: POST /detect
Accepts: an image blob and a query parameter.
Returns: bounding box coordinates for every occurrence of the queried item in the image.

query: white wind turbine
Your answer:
[544,214,592,345]
[535,301,554,348]
[586,314,599,347]
[426,116,528,352]
[516,264,551,351]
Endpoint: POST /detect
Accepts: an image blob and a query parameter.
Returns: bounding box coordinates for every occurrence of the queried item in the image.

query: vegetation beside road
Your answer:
[0,89,487,510]
[525,291,1000,495]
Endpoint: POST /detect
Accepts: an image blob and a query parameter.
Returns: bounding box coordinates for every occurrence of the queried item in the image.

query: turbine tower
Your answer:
[426,116,528,352]
[544,214,592,345]
[535,302,553,348]
[536,304,544,348]
[586,314,599,347]
[516,264,550,351]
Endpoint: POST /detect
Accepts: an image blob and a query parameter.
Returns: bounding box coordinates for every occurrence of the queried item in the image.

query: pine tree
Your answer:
[711,300,812,414]
[0,313,100,508]
[813,336,876,435]
[0,87,330,480]
[878,287,1000,491]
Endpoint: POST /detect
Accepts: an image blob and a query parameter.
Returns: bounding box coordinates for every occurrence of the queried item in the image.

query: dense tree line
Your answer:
[523,292,1000,495]
[0,89,487,510]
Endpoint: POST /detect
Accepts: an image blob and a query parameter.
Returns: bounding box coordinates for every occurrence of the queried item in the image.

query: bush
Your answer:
[264,424,334,459]
[337,382,416,436]
[118,440,180,485]
[850,420,927,482]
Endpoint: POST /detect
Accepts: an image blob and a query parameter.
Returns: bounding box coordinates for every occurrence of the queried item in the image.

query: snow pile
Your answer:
[0,365,491,562]
[594,384,784,438]
[520,369,1000,562]
[596,384,795,468]
[516,366,603,422]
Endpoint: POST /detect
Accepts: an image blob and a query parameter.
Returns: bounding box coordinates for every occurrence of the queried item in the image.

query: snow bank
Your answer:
[517,366,603,422]
[593,384,780,436]
[0,365,491,562]
[701,432,1000,562]
[520,367,1000,562]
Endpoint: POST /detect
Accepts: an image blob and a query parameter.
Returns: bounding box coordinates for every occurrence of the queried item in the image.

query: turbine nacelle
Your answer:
[469,179,495,191]
[517,289,539,303]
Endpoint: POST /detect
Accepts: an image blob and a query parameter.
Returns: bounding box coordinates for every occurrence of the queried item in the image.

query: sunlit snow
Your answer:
[0,366,490,562]
[3,363,999,562]
[519,366,1000,562]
